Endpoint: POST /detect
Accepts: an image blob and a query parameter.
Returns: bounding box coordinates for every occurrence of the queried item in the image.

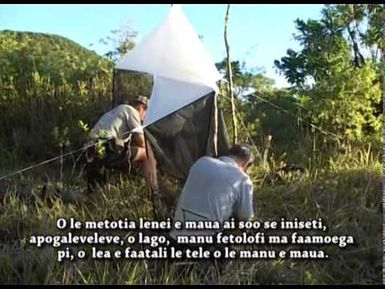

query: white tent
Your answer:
[115,4,222,128]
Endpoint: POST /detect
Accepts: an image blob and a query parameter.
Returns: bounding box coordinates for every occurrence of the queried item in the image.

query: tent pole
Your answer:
[213,92,219,156]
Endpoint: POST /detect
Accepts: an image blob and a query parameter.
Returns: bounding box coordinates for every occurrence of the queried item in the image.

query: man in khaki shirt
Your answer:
[86,95,158,193]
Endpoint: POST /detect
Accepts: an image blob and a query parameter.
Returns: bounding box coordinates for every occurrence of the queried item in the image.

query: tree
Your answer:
[215,59,242,80]
[223,4,238,144]
[97,25,153,107]
[101,25,137,64]
[274,4,382,140]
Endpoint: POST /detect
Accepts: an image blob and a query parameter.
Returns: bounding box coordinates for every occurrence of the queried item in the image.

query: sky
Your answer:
[0,4,324,88]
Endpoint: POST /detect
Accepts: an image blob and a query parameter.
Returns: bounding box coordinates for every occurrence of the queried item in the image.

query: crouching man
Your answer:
[85,95,158,193]
[169,144,255,257]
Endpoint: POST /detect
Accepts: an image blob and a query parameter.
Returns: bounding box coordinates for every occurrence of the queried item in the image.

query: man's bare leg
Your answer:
[123,142,159,192]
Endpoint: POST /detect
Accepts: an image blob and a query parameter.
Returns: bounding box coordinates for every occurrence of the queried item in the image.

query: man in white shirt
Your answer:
[86,95,158,193]
[169,144,255,241]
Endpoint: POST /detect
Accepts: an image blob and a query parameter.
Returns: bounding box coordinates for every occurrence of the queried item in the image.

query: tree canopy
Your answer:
[274,4,382,140]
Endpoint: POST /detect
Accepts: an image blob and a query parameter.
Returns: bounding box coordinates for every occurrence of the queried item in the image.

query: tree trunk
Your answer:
[224,4,238,144]
[111,69,116,108]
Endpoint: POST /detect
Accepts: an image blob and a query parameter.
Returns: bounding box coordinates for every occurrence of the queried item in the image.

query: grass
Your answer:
[0,143,382,285]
